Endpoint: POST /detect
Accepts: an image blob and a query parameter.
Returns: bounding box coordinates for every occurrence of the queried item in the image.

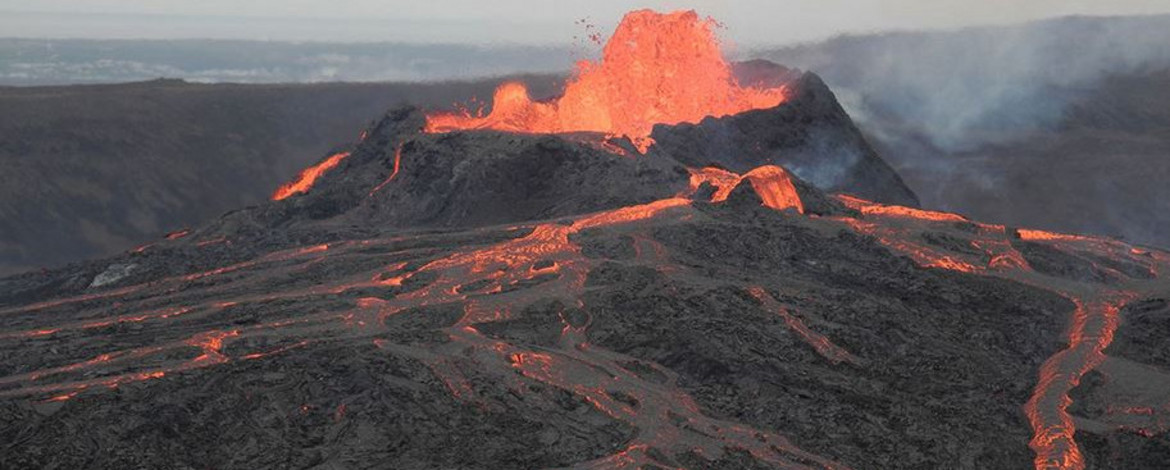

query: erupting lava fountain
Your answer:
[424,9,788,152]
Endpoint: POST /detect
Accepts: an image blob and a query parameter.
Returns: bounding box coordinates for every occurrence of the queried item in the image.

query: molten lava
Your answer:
[272,151,351,201]
[368,144,403,197]
[688,165,804,213]
[736,166,805,213]
[828,194,1168,470]
[687,166,741,197]
[424,10,787,151]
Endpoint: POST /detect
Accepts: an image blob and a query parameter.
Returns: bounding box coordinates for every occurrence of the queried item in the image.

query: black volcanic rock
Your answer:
[204,68,915,239]
[0,77,924,304]
[4,65,1166,470]
[0,77,565,276]
[1,175,1112,469]
[0,65,918,275]
[2,118,1168,469]
[204,107,690,237]
[650,72,920,207]
[732,59,804,90]
[348,131,690,229]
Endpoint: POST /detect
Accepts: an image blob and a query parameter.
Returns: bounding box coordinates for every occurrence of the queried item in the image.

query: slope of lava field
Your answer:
[1,9,1167,470]
[2,148,1167,468]
[2,101,1167,468]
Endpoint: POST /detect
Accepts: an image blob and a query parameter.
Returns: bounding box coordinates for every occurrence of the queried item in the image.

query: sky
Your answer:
[3,0,1170,46]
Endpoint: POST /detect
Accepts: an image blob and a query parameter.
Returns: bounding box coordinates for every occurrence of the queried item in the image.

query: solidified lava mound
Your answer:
[2,9,1169,470]
[203,65,915,243]
[184,61,912,248]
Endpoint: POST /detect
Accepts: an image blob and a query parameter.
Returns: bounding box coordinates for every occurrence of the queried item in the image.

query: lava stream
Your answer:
[831,194,1165,470]
[1024,295,1134,470]
[368,143,403,197]
[272,151,351,200]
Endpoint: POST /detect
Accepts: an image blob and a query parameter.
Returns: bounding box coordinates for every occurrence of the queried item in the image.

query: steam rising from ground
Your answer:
[762,14,1170,151]
[762,14,1170,247]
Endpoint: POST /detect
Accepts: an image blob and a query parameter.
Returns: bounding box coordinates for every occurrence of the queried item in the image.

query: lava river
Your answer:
[832,196,1170,470]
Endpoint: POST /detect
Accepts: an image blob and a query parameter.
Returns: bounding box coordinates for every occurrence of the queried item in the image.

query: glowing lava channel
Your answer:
[272,151,351,201]
[424,10,787,152]
[830,195,1164,470]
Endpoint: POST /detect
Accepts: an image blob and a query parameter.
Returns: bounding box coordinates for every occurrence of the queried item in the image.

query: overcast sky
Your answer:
[3,0,1170,46]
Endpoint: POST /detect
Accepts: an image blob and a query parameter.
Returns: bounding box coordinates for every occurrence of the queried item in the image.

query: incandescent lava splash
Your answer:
[424,10,787,151]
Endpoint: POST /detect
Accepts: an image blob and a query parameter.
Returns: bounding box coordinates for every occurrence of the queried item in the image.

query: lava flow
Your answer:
[830,195,1167,470]
[424,10,787,151]
[7,167,1168,468]
[368,143,403,197]
[0,189,856,469]
[271,151,351,200]
[687,165,804,212]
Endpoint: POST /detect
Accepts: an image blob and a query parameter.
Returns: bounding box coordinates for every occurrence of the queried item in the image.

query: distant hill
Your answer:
[0,39,571,85]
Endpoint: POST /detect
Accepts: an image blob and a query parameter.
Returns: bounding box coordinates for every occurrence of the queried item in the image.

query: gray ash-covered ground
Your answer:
[1,71,1168,469]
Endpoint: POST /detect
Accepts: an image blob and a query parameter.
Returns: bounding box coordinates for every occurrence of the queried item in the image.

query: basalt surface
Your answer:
[2,131,1167,469]
[1,63,1167,470]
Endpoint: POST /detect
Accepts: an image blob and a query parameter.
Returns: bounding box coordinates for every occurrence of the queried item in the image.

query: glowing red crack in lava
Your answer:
[424,10,788,152]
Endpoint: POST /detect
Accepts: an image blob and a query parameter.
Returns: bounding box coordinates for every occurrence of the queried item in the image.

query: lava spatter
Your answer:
[424,10,787,151]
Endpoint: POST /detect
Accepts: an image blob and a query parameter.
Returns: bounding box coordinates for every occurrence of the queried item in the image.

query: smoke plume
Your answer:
[760,14,1170,152]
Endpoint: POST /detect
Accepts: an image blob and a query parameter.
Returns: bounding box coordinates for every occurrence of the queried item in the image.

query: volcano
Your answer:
[1,9,1167,470]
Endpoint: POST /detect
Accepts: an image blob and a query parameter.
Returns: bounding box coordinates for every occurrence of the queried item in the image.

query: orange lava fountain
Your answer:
[424,10,787,151]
